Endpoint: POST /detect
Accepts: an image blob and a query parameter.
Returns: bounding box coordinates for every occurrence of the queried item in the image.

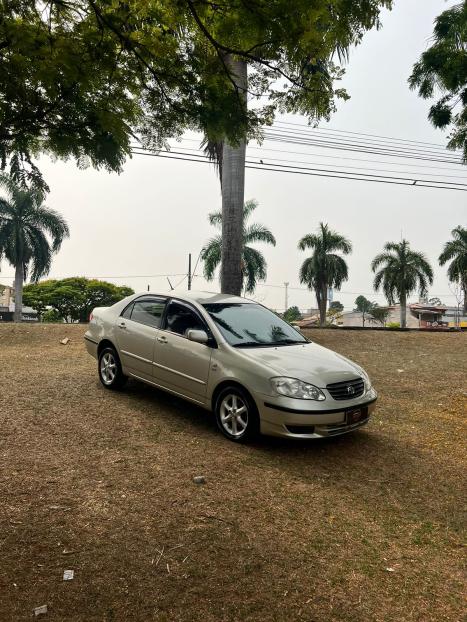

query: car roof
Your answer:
[143,290,255,305]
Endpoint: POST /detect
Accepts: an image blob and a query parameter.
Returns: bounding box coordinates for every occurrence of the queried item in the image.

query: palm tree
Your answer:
[0,176,69,322]
[371,240,434,328]
[439,226,467,314]
[201,199,276,294]
[298,223,352,327]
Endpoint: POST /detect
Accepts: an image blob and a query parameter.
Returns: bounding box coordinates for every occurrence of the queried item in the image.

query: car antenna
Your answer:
[167,277,174,291]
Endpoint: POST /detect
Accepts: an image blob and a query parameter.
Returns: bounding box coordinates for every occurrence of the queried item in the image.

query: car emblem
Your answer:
[347,385,355,395]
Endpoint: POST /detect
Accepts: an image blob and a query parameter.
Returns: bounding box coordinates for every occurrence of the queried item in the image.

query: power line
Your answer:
[265,127,457,158]
[263,133,463,166]
[167,137,467,173]
[134,146,467,186]
[273,120,460,151]
[130,149,467,191]
[134,143,467,180]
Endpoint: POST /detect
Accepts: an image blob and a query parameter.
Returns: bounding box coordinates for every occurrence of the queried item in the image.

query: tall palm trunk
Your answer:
[317,283,327,327]
[463,279,467,315]
[400,290,407,328]
[221,55,247,295]
[14,262,23,322]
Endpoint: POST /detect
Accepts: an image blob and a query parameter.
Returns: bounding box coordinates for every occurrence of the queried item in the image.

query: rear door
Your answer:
[116,297,167,381]
[152,299,213,400]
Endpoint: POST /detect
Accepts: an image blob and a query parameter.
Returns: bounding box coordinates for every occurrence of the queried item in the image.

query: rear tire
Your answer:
[98,346,127,390]
[214,385,259,443]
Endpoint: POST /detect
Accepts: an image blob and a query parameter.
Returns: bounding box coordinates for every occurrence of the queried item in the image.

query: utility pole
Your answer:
[188,253,192,290]
[284,282,289,312]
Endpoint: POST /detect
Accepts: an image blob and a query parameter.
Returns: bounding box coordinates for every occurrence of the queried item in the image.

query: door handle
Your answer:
[157,335,168,343]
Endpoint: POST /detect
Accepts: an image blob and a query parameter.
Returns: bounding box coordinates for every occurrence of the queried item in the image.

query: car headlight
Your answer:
[361,370,371,392]
[270,377,326,401]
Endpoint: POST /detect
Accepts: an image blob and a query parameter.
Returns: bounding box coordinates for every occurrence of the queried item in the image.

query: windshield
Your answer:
[203,303,308,348]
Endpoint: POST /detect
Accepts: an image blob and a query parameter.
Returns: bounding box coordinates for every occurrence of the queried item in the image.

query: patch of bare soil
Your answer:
[0,324,465,621]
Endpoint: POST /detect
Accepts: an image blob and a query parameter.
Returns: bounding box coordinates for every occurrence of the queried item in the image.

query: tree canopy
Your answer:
[439,225,467,312]
[371,239,434,328]
[298,222,352,326]
[23,277,134,322]
[409,1,467,161]
[0,0,392,188]
[201,199,275,293]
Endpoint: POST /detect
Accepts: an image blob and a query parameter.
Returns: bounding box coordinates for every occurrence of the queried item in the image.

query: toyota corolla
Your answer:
[84,291,377,442]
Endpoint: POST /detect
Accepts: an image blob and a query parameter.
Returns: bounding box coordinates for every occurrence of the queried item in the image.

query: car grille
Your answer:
[326,377,364,400]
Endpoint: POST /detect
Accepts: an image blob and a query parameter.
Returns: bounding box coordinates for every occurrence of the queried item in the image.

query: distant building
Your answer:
[409,303,467,329]
[0,283,38,322]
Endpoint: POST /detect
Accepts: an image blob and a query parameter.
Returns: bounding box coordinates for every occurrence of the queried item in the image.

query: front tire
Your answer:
[98,346,127,390]
[214,385,259,443]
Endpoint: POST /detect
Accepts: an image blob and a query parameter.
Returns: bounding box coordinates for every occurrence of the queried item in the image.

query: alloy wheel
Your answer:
[219,393,249,438]
[100,352,117,385]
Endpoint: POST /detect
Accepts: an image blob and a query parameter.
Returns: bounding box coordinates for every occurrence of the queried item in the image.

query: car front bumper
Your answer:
[255,389,377,439]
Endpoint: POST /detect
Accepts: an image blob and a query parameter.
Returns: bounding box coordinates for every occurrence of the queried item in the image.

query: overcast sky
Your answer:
[1,0,466,311]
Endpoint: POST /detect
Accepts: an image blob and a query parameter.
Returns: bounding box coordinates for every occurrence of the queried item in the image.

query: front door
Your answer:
[153,300,212,400]
[116,297,167,380]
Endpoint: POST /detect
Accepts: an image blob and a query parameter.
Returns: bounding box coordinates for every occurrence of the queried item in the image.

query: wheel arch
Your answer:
[211,379,257,412]
[97,338,118,357]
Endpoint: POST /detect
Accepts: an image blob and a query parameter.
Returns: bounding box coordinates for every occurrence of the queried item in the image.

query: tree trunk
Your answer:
[400,291,407,328]
[318,283,327,327]
[220,55,247,296]
[14,263,23,323]
[463,280,467,315]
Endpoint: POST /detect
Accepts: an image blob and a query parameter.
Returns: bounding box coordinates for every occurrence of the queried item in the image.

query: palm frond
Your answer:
[244,223,276,246]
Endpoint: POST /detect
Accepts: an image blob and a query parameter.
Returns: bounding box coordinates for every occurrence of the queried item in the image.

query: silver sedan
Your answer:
[84,291,377,442]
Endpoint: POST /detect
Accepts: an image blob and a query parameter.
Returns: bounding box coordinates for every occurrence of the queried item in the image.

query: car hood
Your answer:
[237,342,364,388]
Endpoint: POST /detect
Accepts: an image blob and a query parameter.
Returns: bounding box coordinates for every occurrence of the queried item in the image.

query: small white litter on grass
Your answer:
[33,604,48,616]
[59,338,70,345]
[385,567,395,572]
[63,569,74,581]
[193,476,206,484]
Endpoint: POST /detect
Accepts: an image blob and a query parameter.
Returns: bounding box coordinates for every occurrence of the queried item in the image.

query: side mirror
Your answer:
[186,329,209,345]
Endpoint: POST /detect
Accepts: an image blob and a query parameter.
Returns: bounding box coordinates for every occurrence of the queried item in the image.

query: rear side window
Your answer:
[130,298,166,328]
[121,303,133,319]
[163,301,206,336]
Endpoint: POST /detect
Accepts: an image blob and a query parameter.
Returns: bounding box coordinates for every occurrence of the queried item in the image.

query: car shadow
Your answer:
[119,378,464,530]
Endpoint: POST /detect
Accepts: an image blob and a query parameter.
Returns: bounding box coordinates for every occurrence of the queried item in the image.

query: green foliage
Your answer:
[439,225,467,311]
[0,176,69,281]
[201,199,275,294]
[386,321,400,329]
[23,277,134,323]
[22,279,57,320]
[371,240,434,305]
[368,306,391,326]
[0,0,392,188]
[329,300,344,312]
[283,306,302,323]
[298,222,352,325]
[326,306,343,325]
[354,295,378,326]
[42,308,62,323]
[409,2,467,161]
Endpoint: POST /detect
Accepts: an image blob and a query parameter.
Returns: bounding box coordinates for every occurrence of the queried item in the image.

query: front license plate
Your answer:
[346,407,366,424]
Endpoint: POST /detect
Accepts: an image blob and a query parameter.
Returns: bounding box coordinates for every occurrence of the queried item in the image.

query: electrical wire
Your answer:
[165,137,467,173]
[273,120,455,150]
[130,149,467,191]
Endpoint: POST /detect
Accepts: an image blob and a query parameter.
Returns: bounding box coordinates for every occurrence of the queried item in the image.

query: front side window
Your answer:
[164,301,206,336]
[203,303,307,348]
[130,298,166,328]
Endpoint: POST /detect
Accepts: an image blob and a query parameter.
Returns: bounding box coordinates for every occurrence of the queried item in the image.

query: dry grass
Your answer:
[0,324,465,622]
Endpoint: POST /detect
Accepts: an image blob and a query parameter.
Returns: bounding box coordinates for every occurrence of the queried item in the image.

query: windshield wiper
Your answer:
[234,341,272,348]
[271,339,308,345]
